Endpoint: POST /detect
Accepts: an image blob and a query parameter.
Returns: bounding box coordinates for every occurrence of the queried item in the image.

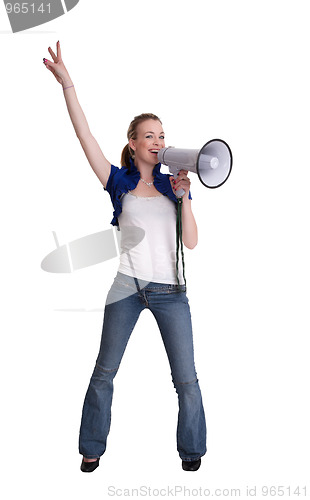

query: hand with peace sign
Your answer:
[43,41,72,88]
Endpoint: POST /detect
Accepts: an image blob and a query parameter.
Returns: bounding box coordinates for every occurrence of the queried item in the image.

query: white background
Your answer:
[0,1,309,498]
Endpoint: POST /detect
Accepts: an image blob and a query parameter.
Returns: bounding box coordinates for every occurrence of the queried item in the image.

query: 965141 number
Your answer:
[5,3,51,14]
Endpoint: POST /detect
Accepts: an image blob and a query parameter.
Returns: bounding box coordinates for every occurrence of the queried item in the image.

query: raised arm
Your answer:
[43,41,111,188]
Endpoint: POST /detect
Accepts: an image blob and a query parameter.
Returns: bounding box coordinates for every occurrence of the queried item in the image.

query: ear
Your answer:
[129,138,136,152]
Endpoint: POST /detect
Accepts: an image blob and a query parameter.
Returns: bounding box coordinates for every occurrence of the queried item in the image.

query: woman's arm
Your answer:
[44,42,111,188]
[170,171,198,249]
[181,197,198,249]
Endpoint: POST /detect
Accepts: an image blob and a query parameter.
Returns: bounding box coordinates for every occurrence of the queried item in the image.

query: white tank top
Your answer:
[117,192,185,284]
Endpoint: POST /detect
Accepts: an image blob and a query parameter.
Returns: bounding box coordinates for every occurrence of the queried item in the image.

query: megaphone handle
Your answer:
[173,171,185,198]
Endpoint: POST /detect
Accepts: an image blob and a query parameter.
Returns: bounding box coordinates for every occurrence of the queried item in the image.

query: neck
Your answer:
[135,160,155,181]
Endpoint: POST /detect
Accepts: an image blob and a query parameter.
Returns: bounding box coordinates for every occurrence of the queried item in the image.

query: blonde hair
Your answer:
[121,113,162,169]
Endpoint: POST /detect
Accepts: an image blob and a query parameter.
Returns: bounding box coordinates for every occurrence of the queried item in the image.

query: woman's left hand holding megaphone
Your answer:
[170,170,191,198]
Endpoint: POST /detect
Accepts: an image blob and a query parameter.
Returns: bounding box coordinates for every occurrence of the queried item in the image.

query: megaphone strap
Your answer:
[176,199,187,289]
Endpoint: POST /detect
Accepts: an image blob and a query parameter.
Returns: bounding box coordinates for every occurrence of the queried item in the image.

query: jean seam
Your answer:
[115,274,186,294]
[95,363,118,374]
[173,377,198,386]
[145,288,185,294]
[180,452,206,461]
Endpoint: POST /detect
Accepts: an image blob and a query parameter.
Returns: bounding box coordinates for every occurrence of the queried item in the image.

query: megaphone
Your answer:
[158,138,233,197]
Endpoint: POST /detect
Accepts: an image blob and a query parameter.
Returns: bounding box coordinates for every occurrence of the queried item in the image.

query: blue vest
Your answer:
[104,158,192,226]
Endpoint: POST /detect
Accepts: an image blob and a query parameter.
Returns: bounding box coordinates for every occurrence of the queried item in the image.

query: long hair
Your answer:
[121,113,162,170]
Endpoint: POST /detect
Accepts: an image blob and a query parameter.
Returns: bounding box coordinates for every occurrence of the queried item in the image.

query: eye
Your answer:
[146,135,153,139]
[160,135,165,139]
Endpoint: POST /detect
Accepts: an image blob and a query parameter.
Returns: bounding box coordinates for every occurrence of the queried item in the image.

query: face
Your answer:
[129,119,165,166]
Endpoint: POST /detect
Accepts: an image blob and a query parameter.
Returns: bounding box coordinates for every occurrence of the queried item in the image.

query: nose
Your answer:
[153,136,164,147]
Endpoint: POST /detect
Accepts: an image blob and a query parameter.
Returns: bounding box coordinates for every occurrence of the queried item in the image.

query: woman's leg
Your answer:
[79,275,145,459]
[148,288,207,461]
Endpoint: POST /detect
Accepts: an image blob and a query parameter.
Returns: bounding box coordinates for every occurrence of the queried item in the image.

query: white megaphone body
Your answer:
[158,139,233,197]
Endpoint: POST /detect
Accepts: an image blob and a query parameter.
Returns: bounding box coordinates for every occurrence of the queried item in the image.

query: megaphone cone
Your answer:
[158,138,232,195]
[197,139,232,188]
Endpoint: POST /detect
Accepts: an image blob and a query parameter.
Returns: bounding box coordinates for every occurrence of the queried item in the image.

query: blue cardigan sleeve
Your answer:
[104,164,119,196]
[103,165,122,226]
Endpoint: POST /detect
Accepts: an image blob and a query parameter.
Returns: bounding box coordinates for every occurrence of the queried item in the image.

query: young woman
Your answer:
[43,41,207,473]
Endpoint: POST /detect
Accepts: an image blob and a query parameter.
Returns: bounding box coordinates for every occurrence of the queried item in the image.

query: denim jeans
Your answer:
[78,272,207,461]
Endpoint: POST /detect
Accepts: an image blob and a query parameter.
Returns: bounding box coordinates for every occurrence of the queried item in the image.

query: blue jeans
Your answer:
[79,272,207,461]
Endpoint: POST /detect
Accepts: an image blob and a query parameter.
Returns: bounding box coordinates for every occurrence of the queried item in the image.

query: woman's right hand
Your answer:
[43,41,71,86]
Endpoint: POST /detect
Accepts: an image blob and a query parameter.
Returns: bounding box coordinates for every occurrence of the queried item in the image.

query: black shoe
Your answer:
[80,457,100,473]
[182,458,201,471]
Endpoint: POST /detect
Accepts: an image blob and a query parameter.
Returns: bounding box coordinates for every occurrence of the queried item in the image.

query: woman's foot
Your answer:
[182,458,201,471]
[80,457,100,473]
